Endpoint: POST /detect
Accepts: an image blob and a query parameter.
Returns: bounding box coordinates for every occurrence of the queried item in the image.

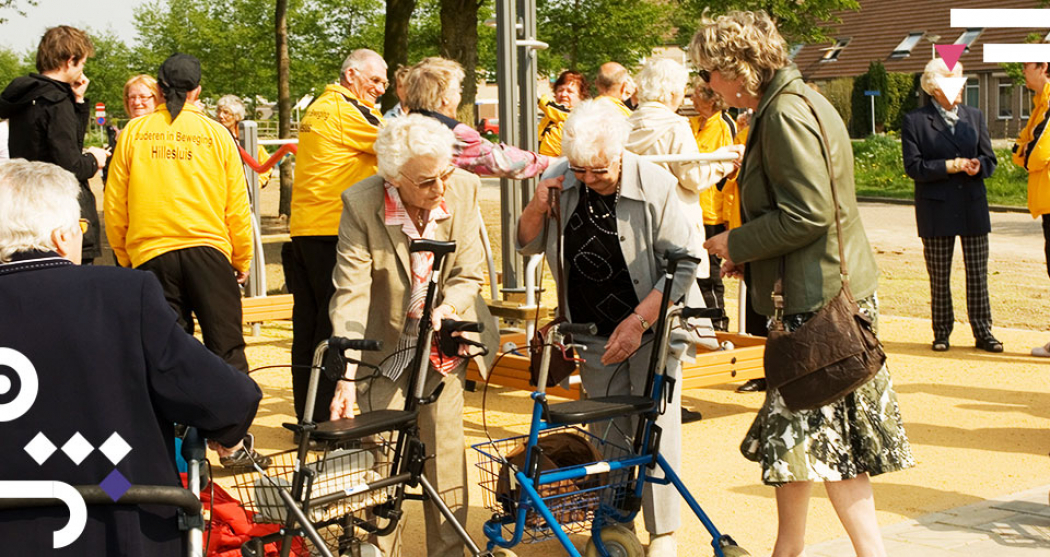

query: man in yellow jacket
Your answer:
[1014,61,1050,357]
[287,48,387,423]
[105,54,266,469]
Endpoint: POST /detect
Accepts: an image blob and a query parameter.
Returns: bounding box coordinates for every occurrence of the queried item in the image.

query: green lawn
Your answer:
[852,135,1028,207]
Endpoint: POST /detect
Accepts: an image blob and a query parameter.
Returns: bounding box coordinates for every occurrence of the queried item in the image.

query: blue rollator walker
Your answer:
[473,252,750,557]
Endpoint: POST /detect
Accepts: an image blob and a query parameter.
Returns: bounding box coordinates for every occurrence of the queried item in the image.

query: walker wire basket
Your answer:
[232,437,396,553]
[472,426,633,543]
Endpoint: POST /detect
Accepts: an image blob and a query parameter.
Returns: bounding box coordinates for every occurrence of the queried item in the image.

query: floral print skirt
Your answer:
[740,295,916,486]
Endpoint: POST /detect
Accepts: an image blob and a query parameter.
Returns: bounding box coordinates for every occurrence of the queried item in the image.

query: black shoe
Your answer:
[975,337,1004,353]
[932,338,950,352]
[736,379,767,393]
[681,408,703,423]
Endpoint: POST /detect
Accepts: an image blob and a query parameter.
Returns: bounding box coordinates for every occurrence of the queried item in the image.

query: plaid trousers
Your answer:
[921,234,993,340]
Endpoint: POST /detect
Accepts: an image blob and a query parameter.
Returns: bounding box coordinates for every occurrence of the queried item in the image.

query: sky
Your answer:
[0,0,148,51]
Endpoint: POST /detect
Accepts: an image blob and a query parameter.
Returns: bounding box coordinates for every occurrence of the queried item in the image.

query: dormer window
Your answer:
[890,33,923,58]
[821,38,850,62]
[955,28,982,52]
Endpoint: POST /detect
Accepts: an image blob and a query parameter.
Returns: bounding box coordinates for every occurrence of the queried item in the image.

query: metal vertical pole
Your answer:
[870,95,876,136]
[517,0,541,296]
[240,121,267,336]
[497,0,523,295]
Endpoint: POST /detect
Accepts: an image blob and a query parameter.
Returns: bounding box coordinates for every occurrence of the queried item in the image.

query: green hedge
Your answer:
[852,135,1027,207]
[849,62,920,137]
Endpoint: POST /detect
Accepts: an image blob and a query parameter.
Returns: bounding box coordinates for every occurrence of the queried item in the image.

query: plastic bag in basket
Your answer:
[253,448,388,523]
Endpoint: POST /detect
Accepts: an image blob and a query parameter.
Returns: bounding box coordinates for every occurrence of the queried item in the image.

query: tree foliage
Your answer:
[674,0,860,47]
[0,0,36,24]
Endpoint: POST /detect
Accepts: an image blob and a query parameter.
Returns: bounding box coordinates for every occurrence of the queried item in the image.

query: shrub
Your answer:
[823,77,854,131]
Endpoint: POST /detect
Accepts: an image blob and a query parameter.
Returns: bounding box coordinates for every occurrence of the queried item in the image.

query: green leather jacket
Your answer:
[728,65,878,316]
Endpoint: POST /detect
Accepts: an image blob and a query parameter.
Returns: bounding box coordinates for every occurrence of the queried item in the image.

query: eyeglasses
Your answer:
[568,164,613,175]
[697,69,712,82]
[352,69,389,89]
[400,165,456,190]
[127,94,154,102]
[78,218,89,234]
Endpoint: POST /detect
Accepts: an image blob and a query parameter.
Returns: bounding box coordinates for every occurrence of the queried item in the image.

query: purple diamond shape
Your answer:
[99,469,132,501]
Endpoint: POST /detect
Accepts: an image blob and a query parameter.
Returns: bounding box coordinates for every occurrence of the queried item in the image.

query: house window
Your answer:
[821,38,850,62]
[890,33,924,58]
[1022,86,1033,118]
[965,78,980,108]
[998,78,1014,119]
[955,28,982,52]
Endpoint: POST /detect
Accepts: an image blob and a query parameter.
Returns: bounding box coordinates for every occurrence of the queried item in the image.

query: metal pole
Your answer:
[870,95,876,136]
[240,121,267,336]
[517,0,540,298]
[496,0,523,296]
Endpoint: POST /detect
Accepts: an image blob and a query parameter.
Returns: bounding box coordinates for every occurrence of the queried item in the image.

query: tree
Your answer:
[0,46,32,91]
[537,0,674,81]
[276,0,292,216]
[85,30,136,119]
[382,0,416,113]
[440,0,480,122]
[0,0,36,24]
[674,0,860,47]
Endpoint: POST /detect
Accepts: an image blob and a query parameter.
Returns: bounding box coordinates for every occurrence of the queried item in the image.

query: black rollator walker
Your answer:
[235,239,498,557]
[473,252,750,557]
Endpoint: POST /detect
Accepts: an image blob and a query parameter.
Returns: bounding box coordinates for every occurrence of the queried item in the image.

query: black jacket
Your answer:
[0,252,262,556]
[0,75,102,258]
[901,103,996,238]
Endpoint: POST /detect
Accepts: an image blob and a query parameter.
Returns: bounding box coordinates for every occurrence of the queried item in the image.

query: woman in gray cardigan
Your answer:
[517,99,704,557]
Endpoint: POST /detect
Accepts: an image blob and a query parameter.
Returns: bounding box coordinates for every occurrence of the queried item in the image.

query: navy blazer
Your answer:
[0,253,261,556]
[901,103,996,238]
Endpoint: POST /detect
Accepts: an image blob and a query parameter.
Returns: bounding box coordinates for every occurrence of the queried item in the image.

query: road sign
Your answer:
[864,90,881,96]
[96,116,106,126]
[94,102,105,118]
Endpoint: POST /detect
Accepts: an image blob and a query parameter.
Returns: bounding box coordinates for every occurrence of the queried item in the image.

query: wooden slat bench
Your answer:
[242,294,294,323]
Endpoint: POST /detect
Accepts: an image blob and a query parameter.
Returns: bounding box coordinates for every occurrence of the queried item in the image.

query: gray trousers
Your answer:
[356,365,468,557]
[576,334,682,535]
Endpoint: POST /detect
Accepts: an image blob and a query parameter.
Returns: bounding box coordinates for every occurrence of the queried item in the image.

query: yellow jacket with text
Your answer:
[690,111,736,225]
[1013,82,1050,217]
[290,84,383,236]
[537,94,570,156]
[721,126,749,229]
[105,103,254,272]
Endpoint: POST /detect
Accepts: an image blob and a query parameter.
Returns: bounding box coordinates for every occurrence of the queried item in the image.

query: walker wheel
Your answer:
[490,548,518,557]
[584,525,644,557]
[720,545,751,557]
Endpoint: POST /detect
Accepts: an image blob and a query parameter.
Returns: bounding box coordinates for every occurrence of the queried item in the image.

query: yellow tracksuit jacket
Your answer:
[537,94,570,156]
[290,84,383,237]
[1013,82,1050,217]
[105,103,254,272]
[690,111,736,225]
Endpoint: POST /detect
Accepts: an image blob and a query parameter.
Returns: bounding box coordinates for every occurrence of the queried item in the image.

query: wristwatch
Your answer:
[633,313,650,330]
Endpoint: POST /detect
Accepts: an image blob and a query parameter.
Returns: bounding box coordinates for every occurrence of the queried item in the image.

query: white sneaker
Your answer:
[1032,342,1050,358]
[648,532,677,557]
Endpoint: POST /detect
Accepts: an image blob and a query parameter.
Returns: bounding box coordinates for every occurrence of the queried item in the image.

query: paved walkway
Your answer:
[804,486,1050,557]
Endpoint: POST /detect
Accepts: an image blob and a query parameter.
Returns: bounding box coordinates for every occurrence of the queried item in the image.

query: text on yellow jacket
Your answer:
[105,103,254,272]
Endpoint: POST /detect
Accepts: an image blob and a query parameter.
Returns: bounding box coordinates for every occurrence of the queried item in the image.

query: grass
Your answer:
[852,135,1029,207]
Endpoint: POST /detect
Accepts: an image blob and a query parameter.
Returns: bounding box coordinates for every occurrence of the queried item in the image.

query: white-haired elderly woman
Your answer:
[626,58,742,337]
[328,114,498,557]
[215,94,272,186]
[0,159,262,555]
[517,99,705,557]
[902,59,1000,353]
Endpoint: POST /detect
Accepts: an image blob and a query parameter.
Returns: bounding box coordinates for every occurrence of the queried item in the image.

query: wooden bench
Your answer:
[242,294,294,323]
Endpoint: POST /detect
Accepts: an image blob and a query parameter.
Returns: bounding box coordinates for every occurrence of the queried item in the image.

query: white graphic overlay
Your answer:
[99,433,131,465]
[951,9,1050,27]
[0,347,39,422]
[934,77,968,105]
[24,432,57,465]
[61,433,94,465]
[0,481,87,548]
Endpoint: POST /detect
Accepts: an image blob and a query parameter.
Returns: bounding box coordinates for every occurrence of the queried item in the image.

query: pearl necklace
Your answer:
[584,182,620,235]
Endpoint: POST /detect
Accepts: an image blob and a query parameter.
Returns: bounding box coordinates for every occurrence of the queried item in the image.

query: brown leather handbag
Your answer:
[760,93,886,411]
[528,195,580,387]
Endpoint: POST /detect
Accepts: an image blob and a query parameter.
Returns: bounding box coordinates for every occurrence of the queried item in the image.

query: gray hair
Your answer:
[595,62,630,94]
[636,58,690,105]
[562,99,631,166]
[920,57,963,97]
[0,160,80,263]
[340,48,385,77]
[216,94,246,122]
[374,114,456,180]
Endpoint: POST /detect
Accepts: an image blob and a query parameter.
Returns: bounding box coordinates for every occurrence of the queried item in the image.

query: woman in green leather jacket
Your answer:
[690,11,914,557]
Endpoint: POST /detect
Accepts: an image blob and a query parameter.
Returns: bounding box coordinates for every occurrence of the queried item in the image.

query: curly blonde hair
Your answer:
[691,76,727,113]
[688,10,788,98]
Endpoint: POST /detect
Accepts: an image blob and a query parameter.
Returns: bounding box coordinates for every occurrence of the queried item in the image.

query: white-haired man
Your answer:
[0,159,261,556]
[328,114,498,557]
[518,99,706,557]
[288,48,387,426]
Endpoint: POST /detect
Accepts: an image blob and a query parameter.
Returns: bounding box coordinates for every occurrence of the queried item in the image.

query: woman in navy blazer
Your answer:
[902,59,1001,353]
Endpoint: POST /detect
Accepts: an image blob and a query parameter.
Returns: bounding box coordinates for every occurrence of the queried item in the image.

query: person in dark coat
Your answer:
[0,159,262,556]
[902,58,1001,353]
[0,25,109,263]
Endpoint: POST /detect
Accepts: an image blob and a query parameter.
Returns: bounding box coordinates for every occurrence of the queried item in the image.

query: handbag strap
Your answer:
[533,192,567,328]
[761,91,851,320]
